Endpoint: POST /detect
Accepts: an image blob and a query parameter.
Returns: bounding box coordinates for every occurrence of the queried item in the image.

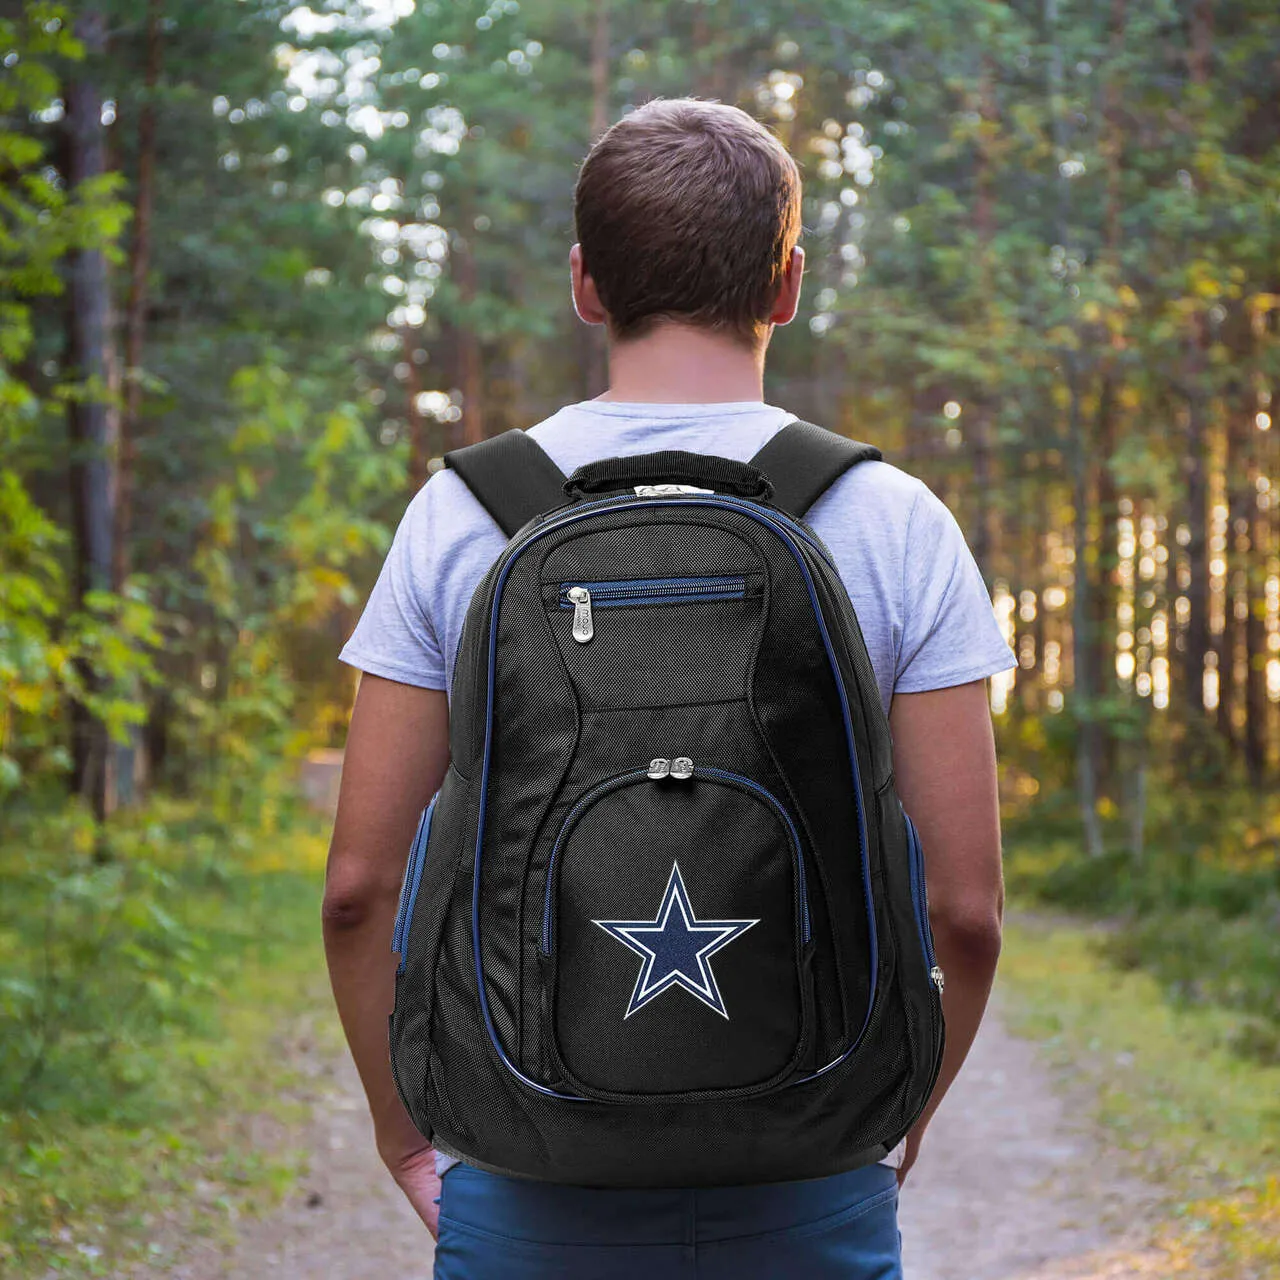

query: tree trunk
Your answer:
[116,0,162,588]
[1103,0,1127,253]
[1046,0,1103,856]
[1181,2,1214,722]
[590,0,610,140]
[1218,402,1250,747]
[403,326,430,490]
[578,0,609,398]
[1188,0,1214,86]
[1249,471,1269,788]
[453,235,484,446]
[1244,455,1268,788]
[65,11,118,824]
[967,55,1000,587]
[1243,302,1271,788]
[1067,351,1105,858]
[1182,339,1211,720]
[1092,370,1120,793]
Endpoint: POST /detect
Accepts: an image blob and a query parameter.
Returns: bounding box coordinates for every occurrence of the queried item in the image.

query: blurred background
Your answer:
[1,1,1278,1276]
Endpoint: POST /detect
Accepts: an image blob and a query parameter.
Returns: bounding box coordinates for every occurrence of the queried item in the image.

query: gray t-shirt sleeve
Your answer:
[339,487,447,690]
[894,485,1014,694]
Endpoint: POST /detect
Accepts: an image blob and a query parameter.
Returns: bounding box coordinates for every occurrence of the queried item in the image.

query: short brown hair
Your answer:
[574,98,802,347]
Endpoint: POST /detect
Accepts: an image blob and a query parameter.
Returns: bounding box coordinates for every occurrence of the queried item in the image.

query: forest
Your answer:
[2,0,1279,1274]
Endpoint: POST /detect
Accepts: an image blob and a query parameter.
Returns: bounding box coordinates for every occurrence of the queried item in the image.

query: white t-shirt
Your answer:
[340,399,1015,1176]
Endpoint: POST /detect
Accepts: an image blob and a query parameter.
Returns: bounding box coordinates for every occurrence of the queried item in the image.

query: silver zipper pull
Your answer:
[670,757,694,780]
[567,586,593,643]
[930,965,945,994]
[647,758,671,779]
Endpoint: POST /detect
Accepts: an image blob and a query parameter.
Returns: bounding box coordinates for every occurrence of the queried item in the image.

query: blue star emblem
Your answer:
[593,863,758,1020]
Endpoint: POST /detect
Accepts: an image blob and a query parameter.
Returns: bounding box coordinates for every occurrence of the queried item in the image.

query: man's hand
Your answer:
[385,1140,443,1239]
[323,675,452,1238]
[895,1126,926,1187]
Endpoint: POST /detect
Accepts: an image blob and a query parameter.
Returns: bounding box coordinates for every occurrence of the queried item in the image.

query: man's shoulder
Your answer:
[812,456,934,529]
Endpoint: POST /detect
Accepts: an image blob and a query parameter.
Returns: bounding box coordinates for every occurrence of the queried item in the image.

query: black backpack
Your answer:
[389,421,944,1188]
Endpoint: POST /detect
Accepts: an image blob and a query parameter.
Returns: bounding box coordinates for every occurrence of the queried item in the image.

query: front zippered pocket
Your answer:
[539,759,812,1098]
[557,575,751,643]
[905,814,943,989]
[393,794,437,972]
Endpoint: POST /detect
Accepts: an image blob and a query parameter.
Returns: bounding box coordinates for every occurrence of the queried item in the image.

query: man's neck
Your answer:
[595,323,769,404]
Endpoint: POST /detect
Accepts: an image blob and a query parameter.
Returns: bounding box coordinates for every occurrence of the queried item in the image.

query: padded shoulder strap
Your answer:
[748,420,882,518]
[443,429,568,539]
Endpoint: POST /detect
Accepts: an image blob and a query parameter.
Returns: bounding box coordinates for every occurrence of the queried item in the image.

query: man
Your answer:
[325,97,1011,1278]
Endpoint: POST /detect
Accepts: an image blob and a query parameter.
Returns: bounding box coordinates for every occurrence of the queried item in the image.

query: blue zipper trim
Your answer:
[904,815,937,971]
[393,793,437,973]
[538,766,810,959]
[558,575,747,608]
[696,768,811,944]
[471,495,877,1100]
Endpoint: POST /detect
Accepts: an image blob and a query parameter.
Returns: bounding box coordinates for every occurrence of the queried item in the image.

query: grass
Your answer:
[0,799,340,1278]
[1000,917,1280,1277]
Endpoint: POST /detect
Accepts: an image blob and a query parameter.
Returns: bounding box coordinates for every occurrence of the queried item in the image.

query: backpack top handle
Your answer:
[564,450,773,501]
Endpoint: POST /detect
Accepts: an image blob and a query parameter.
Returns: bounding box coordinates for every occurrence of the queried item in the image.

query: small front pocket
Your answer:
[542,761,809,1099]
[542,572,766,711]
[555,574,757,644]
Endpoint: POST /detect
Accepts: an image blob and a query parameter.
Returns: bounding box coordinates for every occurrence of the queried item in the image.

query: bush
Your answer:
[1004,782,1280,1065]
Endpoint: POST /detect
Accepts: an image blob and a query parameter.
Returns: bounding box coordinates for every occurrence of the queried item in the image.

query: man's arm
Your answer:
[322,674,451,1235]
[888,679,1004,1183]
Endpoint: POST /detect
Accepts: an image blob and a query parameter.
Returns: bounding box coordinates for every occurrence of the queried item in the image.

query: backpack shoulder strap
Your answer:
[748,420,882,518]
[443,429,568,538]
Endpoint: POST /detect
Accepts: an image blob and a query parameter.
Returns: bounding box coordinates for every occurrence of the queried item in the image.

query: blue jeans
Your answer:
[433,1162,902,1279]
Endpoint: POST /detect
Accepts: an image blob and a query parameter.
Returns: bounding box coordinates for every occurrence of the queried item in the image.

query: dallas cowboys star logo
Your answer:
[593,863,758,1020]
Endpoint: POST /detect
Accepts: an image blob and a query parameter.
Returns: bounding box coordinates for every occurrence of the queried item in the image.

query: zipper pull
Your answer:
[647,758,671,779]
[567,586,593,643]
[670,757,694,780]
[930,965,945,995]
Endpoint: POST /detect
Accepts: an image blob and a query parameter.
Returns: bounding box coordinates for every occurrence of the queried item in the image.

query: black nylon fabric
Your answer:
[390,471,945,1188]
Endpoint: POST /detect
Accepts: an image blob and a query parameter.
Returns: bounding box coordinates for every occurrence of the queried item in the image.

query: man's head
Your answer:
[571,98,804,350]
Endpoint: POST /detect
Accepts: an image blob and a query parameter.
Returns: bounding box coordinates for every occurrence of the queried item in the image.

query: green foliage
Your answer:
[0,799,332,1276]
[0,471,160,800]
[1005,779,1280,1066]
[0,5,127,375]
[1,0,400,826]
[161,357,399,814]
[0,3,150,807]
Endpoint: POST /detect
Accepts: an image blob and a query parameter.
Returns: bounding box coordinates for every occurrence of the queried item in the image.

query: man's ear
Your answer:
[768,246,805,327]
[570,243,608,326]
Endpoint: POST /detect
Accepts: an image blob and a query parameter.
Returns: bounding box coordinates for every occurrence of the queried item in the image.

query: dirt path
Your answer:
[898,1002,1163,1279]
[165,1047,435,1280]
[174,994,1163,1279]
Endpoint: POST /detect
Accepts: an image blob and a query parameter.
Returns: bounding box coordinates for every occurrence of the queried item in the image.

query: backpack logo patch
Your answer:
[593,862,758,1020]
